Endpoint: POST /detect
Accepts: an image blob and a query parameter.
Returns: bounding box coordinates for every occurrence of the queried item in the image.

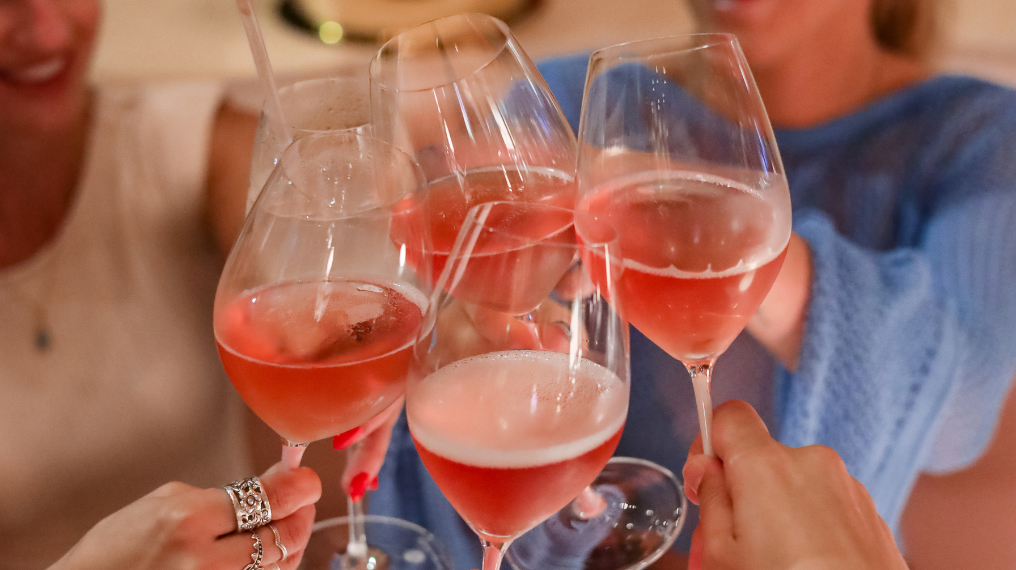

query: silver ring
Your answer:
[225,476,273,532]
[243,531,264,570]
[269,523,288,561]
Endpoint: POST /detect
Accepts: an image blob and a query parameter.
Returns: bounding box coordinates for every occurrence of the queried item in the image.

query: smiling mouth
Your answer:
[1,58,68,85]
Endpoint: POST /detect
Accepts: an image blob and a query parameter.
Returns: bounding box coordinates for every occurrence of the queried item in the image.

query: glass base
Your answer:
[507,457,687,570]
[299,515,453,570]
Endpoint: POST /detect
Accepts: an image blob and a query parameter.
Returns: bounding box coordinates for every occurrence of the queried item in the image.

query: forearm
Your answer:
[746,232,811,372]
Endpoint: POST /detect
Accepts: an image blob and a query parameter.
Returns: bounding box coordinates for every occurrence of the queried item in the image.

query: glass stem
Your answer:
[280,440,307,470]
[687,363,715,457]
[347,495,368,560]
[573,485,607,519]
[480,539,509,570]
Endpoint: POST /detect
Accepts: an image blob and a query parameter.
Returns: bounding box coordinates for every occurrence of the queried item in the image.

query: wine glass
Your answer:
[244,76,408,569]
[574,34,793,456]
[368,12,578,287]
[247,75,371,212]
[213,131,430,469]
[508,457,687,570]
[406,200,629,570]
[299,515,453,570]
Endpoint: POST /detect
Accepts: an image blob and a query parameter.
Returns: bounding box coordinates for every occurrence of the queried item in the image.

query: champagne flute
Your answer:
[574,34,793,456]
[247,75,371,211]
[213,131,430,470]
[407,201,629,570]
[369,12,578,289]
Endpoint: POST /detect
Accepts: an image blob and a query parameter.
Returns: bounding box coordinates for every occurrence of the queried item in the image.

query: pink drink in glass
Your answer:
[408,351,627,542]
[578,171,790,364]
[395,167,576,314]
[215,278,426,444]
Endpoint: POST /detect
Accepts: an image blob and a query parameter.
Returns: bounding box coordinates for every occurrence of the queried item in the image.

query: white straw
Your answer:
[235,0,292,145]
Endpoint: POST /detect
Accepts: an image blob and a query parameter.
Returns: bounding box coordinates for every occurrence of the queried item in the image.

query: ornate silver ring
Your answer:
[269,523,288,561]
[243,531,264,570]
[225,476,273,532]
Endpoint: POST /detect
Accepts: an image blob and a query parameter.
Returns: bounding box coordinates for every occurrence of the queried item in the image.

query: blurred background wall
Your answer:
[90,0,1016,87]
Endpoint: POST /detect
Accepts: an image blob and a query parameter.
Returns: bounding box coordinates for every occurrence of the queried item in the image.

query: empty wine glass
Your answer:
[247,75,371,211]
[574,34,792,456]
[214,131,430,469]
[369,13,578,287]
[407,201,629,570]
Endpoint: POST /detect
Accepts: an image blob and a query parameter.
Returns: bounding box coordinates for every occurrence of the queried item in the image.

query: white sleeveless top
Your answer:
[0,84,250,568]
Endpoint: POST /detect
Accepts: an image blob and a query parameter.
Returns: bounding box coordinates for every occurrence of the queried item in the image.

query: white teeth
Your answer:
[11,58,65,83]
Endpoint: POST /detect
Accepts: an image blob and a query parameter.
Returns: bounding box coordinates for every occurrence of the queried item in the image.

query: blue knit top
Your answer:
[371,54,1016,567]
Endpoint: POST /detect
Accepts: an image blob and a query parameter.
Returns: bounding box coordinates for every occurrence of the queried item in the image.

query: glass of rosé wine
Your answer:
[213,131,430,470]
[574,34,793,457]
[407,201,631,570]
[369,13,578,292]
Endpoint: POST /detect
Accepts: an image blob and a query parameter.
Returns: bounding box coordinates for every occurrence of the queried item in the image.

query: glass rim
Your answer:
[274,131,426,215]
[589,32,740,65]
[369,12,515,93]
[276,74,364,96]
[271,76,369,135]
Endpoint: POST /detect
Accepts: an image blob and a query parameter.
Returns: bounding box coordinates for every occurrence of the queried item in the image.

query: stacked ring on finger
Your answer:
[225,476,273,532]
[268,524,289,561]
[243,532,263,570]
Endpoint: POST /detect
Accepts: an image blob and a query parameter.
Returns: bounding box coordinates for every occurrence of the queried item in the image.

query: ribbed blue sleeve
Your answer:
[920,189,1016,469]
[784,179,1016,527]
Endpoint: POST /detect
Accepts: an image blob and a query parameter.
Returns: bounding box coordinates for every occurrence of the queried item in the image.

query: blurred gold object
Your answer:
[291,0,536,43]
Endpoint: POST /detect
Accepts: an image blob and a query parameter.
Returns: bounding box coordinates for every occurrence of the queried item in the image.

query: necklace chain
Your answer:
[1,248,61,353]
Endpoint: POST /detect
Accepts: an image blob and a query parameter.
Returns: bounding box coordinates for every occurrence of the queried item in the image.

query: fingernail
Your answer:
[349,472,370,502]
[369,475,379,491]
[333,427,364,450]
[684,462,705,505]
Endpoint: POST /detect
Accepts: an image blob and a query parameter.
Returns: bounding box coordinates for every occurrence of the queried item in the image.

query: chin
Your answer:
[0,64,90,134]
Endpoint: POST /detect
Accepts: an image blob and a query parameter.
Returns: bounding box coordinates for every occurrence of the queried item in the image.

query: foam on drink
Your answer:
[578,170,791,279]
[408,351,627,469]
